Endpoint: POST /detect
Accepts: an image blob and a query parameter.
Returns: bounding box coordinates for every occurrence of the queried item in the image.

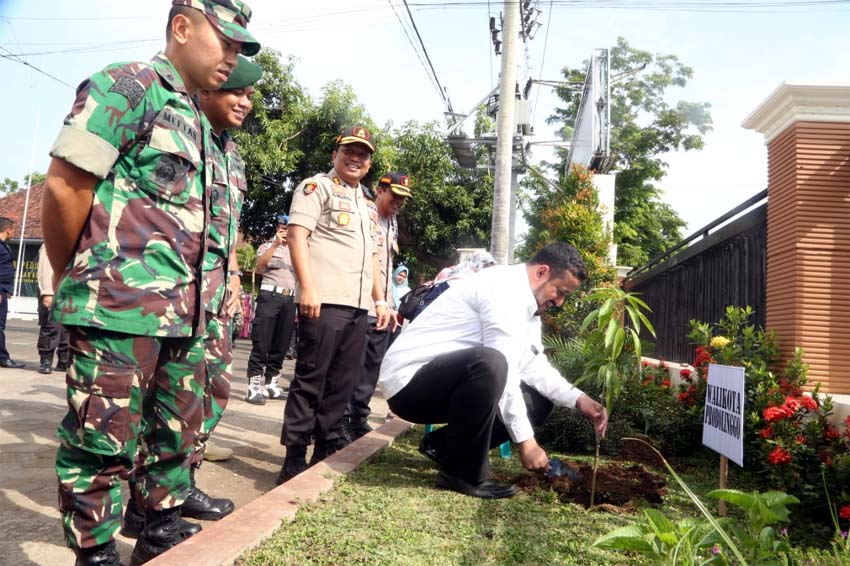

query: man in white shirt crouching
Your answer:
[378,242,608,499]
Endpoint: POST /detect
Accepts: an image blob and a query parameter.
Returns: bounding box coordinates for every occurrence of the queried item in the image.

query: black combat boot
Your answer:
[275,444,308,485]
[75,540,121,566]
[180,467,235,521]
[349,417,373,441]
[38,356,52,374]
[121,494,201,539]
[308,437,343,466]
[129,507,194,565]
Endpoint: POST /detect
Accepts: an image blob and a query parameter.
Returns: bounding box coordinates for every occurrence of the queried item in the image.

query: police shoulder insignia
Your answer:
[338,212,350,226]
[303,182,317,195]
[109,75,146,109]
[332,176,341,185]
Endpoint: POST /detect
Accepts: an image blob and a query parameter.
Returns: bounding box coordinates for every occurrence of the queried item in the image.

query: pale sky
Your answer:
[1,0,848,237]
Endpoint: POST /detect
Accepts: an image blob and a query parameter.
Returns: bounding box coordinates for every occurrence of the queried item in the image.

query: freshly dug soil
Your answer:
[508,459,667,509]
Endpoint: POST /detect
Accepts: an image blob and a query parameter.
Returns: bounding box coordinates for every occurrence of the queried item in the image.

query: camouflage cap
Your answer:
[334,125,375,153]
[220,55,262,90]
[378,172,413,198]
[173,0,261,56]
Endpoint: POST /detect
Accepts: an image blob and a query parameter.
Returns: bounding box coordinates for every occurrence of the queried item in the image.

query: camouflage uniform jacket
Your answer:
[49,52,210,337]
[201,130,246,315]
[288,169,379,310]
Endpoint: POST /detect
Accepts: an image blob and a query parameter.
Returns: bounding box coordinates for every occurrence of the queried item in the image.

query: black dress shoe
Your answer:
[180,485,235,520]
[436,470,519,499]
[0,358,25,368]
[75,540,121,566]
[418,433,443,467]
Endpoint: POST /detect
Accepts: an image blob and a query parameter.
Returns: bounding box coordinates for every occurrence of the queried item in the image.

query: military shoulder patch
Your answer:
[303,182,317,195]
[109,75,146,109]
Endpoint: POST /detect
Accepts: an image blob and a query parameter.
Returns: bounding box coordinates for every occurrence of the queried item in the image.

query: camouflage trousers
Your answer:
[191,313,234,466]
[55,325,206,551]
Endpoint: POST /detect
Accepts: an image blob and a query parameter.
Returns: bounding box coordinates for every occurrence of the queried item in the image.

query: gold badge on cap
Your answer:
[303,182,317,195]
[354,127,369,140]
[338,212,350,226]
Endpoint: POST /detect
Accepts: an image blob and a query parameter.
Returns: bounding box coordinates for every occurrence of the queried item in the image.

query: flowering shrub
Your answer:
[687,306,850,540]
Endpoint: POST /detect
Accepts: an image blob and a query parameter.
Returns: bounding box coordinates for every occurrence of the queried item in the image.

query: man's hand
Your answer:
[225,275,241,317]
[517,438,549,472]
[274,227,286,247]
[388,308,400,332]
[576,394,608,439]
[42,295,53,308]
[374,304,389,331]
[299,286,321,319]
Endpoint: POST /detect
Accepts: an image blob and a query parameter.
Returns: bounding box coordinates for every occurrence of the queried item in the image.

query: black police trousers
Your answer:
[37,294,69,364]
[387,347,508,484]
[247,289,296,381]
[280,305,367,448]
[345,315,391,421]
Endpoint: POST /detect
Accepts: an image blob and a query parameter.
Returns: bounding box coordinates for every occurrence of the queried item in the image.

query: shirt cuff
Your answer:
[50,125,119,180]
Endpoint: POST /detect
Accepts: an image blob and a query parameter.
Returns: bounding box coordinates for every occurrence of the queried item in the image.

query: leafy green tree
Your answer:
[548,37,713,266]
[234,49,308,242]
[0,172,45,195]
[389,121,494,279]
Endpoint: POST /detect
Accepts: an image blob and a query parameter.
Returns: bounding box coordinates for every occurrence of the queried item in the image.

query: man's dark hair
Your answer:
[0,217,14,233]
[528,242,588,282]
[166,6,200,41]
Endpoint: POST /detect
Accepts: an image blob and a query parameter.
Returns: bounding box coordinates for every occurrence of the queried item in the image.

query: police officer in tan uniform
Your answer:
[341,172,412,443]
[245,213,297,404]
[276,125,389,484]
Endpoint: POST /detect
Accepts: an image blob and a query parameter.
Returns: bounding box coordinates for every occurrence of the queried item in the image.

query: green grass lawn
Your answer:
[238,427,722,566]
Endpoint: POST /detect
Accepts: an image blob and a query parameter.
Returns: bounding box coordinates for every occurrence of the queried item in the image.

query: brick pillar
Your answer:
[743,83,850,394]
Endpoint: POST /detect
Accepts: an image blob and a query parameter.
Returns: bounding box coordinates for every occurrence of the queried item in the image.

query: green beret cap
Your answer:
[221,55,262,90]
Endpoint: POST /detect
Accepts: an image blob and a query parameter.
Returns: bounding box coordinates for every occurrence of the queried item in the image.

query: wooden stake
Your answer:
[718,455,728,516]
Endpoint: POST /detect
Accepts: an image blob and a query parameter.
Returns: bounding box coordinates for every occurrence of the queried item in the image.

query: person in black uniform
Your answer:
[0,217,24,369]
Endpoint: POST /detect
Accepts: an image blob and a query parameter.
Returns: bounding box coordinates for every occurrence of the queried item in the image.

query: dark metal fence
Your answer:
[624,191,767,363]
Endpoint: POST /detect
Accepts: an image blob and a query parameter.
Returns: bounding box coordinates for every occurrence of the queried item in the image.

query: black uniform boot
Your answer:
[121,494,201,539]
[129,507,194,565]
[75,540,121,566]
[308,438,343,466]
[38,356,52,374]
[349,417,373,441]
[275,444,308,485]
[181,467,235,521]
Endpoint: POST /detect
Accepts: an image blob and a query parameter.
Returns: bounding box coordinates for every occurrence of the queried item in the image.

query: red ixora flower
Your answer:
[820,451,833,467]
[768,446,792,465]
[764,406,789,423]
[825,426,840,440]
[795,434,807,445]
[661,379,671,388]
[760,426,773,439]
[800,396,818,411]
[680,368,693,383]
[840,505,850,521]
[845,415,850,428]
[783,396,802,414]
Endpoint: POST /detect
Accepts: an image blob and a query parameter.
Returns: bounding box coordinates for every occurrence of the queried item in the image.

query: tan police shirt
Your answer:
[369,213,398,317]
[256,239,297,289]
[288,168,378,310]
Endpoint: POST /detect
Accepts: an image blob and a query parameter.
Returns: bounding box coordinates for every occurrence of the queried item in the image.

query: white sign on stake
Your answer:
[702,364,745,467]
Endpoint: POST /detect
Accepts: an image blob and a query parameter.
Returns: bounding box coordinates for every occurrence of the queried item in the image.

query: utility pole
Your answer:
[489,0,519,265]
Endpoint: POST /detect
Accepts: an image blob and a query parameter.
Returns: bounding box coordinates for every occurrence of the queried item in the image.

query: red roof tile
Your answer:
[0,182,44,240]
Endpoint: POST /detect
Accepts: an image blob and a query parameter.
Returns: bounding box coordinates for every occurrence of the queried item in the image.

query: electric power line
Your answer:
[401,0,452,112]
[531,0,554,124]
[0,46,73,88]
[386,1,445,107]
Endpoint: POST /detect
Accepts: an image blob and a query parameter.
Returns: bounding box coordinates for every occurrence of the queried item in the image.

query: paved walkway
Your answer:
[0,318,393,566]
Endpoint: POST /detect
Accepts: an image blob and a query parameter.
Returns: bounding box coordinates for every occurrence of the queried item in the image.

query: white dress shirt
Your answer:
[379,263,584,444]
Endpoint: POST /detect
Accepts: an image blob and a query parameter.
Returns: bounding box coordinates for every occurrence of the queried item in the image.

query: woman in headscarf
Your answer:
[392,265,411,306]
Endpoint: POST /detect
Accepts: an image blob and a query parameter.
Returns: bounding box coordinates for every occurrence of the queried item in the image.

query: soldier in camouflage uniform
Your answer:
[120,54,263,540]
[42,2,259,565]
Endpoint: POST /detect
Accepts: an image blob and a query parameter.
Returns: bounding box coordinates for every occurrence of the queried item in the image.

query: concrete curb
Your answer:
[145,418,413,566]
